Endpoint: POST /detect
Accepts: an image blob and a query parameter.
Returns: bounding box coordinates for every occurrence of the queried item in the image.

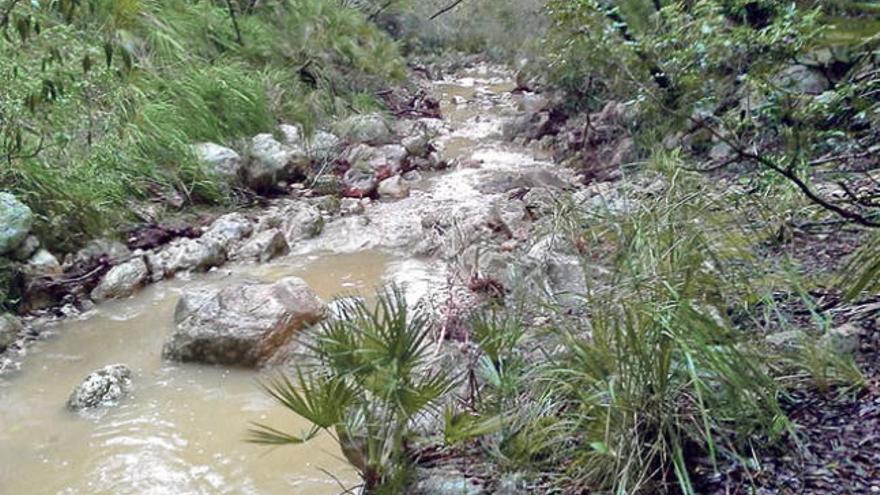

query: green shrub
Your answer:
[250,287,452,494]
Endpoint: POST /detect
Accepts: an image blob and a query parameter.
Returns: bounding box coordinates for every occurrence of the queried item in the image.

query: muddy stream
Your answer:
[0,67,556,494]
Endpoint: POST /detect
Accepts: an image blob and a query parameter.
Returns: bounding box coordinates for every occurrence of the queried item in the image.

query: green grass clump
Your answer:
[453,158,799,493]
[0,0,405,251]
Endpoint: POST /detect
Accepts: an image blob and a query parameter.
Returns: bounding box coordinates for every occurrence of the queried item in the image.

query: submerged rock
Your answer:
[91,257,150,302]
[0,192,33,255]
[67,364,133,411]
[164,277,325,367]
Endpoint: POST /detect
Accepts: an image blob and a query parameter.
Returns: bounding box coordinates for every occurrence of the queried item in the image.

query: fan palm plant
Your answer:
[249,286,453,494]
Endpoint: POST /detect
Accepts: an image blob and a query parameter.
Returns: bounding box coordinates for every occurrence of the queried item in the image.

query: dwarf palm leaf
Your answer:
[251,285,452,493]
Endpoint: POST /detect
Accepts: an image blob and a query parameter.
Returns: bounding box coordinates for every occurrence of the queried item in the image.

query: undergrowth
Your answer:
[0,0,404,251]
[445,155,866,493]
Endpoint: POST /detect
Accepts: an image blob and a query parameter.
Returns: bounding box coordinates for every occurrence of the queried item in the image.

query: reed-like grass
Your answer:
[0,0,404,250]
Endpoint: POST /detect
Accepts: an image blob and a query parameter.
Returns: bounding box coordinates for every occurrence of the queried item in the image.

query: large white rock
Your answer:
[193,143,243,183]
[147,236,226,280]
[163,277,325,367]
[0,193,33,255]
[91,258,150,302]
[245,134,307,191]
[204,213,253,244]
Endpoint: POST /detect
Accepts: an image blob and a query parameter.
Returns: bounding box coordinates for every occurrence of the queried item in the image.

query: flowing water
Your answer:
[0,66,560,494]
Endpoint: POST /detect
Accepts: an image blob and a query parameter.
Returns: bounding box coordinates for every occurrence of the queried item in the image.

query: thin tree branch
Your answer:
[430,0,465,20]
[224,0,244,46]
[368,0,397,22]
[691,116,880,228]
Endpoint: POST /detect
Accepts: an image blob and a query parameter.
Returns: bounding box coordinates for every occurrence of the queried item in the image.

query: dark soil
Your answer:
[698,221,880,494]
[698,311,880,495]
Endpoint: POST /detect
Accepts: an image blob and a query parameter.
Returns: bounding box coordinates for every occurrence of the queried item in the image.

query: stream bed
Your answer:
[0,65,560,494]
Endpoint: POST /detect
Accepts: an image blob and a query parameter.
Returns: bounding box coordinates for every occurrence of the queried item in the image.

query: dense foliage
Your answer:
[247,2,879,493]
[545,0,880,226]
[0,0,404,250]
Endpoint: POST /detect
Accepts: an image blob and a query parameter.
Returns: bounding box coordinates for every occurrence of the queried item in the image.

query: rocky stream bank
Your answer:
[3,54,877,494]
[0,60,599,494]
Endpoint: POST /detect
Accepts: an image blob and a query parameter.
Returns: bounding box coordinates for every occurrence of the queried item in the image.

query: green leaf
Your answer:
[589,441,610,455]
[444,410,505,444]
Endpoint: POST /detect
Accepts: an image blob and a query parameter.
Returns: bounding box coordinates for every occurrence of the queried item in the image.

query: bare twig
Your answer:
[809,146,880,167]
[429,0,465,20]
[690,116,880,228]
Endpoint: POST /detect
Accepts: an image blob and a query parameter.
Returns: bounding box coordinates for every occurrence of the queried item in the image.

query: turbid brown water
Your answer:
[0,65,561,494]
[0,253,386,495]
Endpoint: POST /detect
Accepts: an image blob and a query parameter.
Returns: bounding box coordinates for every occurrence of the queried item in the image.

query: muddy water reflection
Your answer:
[0,252,414,495]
